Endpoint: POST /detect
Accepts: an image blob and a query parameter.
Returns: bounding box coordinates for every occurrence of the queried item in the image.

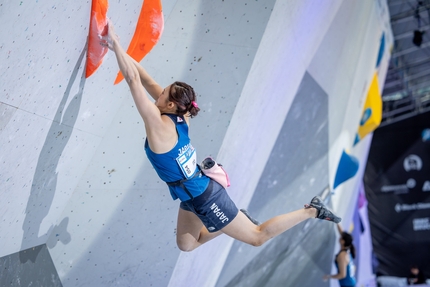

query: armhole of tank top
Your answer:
[168,114,181,143]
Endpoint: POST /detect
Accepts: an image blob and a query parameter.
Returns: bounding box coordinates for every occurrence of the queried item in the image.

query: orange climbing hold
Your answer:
[85,0,109,78]
[114,0,164,84]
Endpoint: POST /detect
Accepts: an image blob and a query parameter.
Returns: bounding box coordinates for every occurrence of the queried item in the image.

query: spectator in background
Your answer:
[323,224,357,287]
[408,265,426,285]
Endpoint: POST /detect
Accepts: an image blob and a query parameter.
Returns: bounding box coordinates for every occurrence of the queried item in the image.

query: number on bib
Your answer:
[176,145,197,179]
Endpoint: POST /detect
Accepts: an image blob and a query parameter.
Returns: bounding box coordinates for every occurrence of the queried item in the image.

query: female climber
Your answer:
[323,224,356,287]
[101,20,341,252]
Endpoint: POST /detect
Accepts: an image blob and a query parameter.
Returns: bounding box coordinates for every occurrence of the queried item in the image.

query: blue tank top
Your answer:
[335,250,356,287]
[144,114,210,201]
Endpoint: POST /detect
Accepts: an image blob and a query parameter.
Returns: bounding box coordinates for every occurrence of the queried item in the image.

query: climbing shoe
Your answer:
[240,209,260,225]
[305,196,341,223]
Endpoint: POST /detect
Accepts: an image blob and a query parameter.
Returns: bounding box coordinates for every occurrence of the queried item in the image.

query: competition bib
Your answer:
[176,144,197,179]
[349,261,356,277]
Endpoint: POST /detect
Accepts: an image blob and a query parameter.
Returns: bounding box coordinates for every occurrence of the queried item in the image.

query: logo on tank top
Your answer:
[176,116,183,122]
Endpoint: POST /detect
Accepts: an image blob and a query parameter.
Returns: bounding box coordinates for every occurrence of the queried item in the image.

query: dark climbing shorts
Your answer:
[180,180,239,233]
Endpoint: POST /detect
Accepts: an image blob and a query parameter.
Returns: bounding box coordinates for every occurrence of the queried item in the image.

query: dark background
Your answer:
[364,111,430,278]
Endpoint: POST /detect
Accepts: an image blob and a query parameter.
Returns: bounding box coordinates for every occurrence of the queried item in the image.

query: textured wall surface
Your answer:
[0,0,392,286]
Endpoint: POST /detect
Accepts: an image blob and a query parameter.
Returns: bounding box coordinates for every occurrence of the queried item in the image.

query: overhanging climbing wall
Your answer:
[0,0,392,286]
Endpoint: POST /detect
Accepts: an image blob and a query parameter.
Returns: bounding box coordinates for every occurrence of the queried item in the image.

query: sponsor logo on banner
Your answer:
[413,217,430,231]
[395,202,430,213]
[403,154,422,171]
[381,178,416,194]
[422,128,430,141]
[423,181,430,192]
